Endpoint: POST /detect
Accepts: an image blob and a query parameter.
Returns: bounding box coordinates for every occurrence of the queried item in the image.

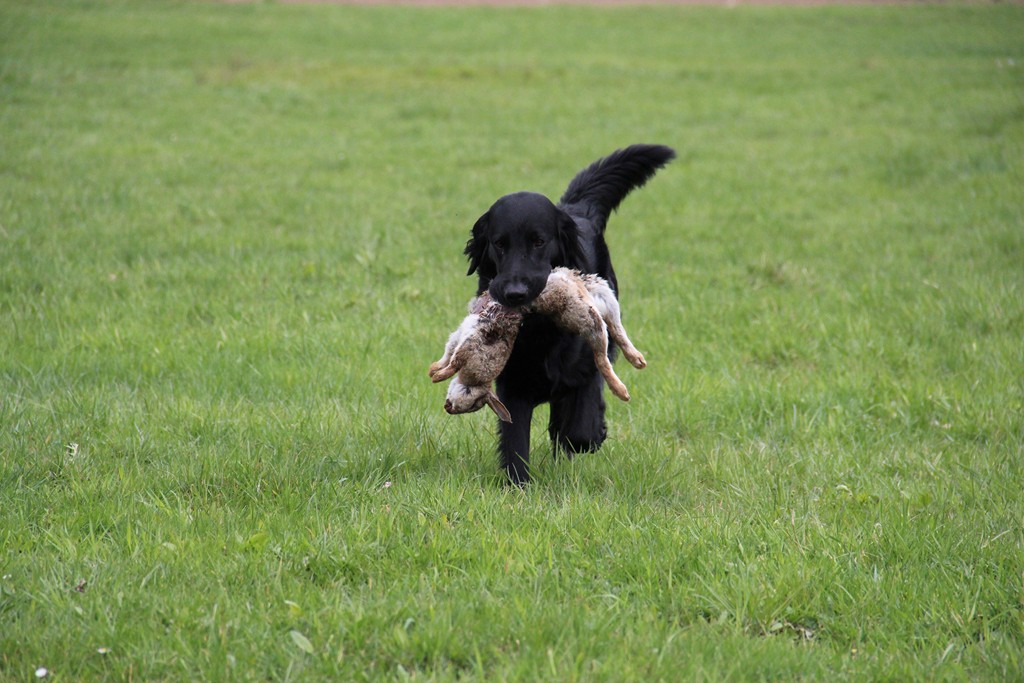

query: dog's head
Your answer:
[464,192,585,307]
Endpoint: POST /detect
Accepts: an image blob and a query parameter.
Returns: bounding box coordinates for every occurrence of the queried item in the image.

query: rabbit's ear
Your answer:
[485,390,512,423]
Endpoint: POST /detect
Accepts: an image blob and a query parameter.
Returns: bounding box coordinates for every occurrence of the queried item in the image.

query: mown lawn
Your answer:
[1,1,1022,680]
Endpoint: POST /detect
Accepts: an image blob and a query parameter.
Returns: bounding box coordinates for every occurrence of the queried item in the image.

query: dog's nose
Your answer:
[500,283,529,306]
[444,399,455,414]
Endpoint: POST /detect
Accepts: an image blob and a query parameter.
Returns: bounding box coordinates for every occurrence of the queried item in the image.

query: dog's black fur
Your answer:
[464,144,675,484]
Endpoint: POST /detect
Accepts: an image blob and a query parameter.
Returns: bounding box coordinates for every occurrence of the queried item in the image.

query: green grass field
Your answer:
[2,1,1023,680]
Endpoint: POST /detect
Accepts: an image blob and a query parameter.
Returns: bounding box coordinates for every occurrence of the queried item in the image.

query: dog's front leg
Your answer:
[548,371,608,458]
[495,389,534,486]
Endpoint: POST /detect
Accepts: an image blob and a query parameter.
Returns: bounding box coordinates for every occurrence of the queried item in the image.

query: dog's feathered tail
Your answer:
[559,144,676,232]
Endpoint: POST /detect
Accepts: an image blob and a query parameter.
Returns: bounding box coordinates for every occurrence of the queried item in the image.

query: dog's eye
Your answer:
[532,237,546,249]
[492,240,506,254]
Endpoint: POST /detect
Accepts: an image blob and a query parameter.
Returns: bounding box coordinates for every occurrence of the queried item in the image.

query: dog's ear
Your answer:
[556,210,586,269]
[485,390,513,423]
[465,211,495,279]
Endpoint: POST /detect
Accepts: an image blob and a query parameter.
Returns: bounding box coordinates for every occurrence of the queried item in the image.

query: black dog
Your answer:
[464,144,675,484]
